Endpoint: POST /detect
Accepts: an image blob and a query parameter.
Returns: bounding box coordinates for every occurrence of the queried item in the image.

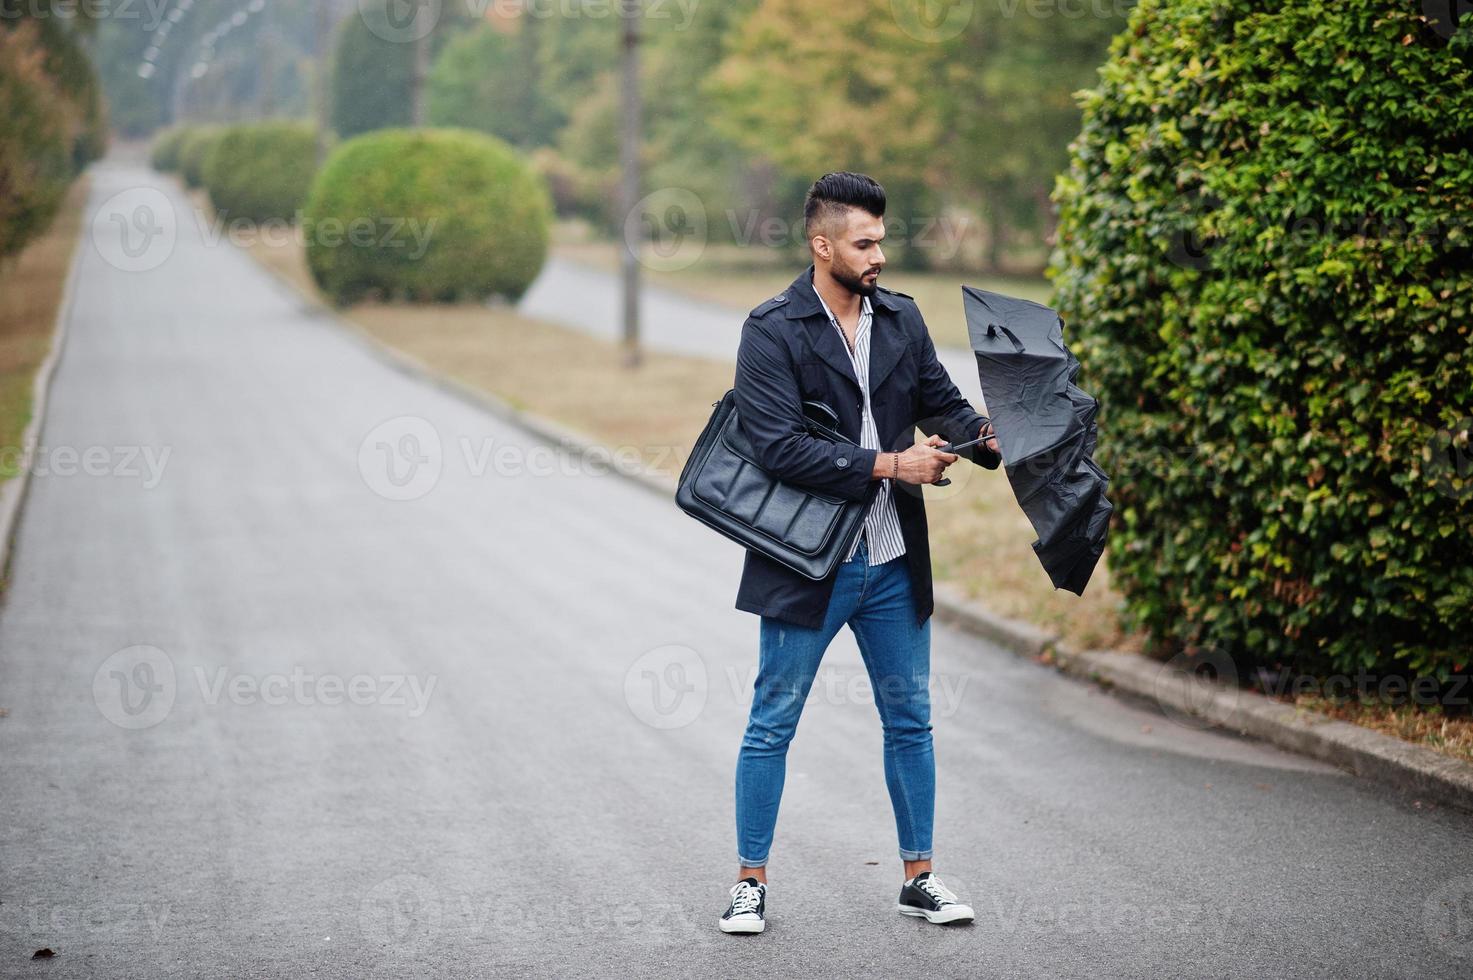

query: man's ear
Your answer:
[810,234,831,263]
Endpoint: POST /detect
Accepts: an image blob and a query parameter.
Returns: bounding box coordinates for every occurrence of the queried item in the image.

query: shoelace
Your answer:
[916,876,959,905]
[729,882,763,915]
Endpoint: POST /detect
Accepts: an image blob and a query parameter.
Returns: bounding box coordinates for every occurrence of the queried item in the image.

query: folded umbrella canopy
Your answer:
[960,286,1112,595]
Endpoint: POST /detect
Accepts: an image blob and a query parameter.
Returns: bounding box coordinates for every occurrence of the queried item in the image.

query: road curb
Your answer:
[931,580,1057,659]
[1048,645,1473,811]
[242,229,1473,815]
[0,190,87,592]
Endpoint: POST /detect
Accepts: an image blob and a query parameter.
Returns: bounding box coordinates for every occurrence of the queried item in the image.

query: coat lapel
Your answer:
[866,289,906,395]
[782,264,906,398]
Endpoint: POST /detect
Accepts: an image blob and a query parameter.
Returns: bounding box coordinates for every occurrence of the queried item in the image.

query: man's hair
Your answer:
[803,171,886,243]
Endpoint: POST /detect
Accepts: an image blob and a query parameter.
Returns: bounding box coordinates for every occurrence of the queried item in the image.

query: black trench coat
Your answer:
[731,264,998,629]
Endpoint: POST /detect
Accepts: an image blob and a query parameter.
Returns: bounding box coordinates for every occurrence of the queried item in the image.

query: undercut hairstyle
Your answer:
[803,171,886,243]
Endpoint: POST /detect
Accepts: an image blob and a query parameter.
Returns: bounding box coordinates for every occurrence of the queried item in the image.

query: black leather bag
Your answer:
[676,388,875,581]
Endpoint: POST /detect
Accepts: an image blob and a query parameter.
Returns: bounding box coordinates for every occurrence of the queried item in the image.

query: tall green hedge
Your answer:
[302,128,552,304]
[203,121,318,224]
[1048,2,1473,680]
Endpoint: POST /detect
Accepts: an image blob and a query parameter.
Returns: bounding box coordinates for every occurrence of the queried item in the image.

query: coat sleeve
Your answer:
[914,325,1001,470]
[733,317,879,502]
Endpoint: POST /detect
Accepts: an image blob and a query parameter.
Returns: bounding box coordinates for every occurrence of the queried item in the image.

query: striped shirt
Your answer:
[812,284,907,565]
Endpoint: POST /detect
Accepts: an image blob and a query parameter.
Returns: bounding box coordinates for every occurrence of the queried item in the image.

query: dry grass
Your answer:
[1291,696,1473,764]
[0,177,89,480]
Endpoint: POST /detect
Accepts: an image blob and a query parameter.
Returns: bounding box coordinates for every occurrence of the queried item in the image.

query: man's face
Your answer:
[818,208,886,297]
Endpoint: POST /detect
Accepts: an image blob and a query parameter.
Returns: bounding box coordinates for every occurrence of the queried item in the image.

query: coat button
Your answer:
[835,456,849,468]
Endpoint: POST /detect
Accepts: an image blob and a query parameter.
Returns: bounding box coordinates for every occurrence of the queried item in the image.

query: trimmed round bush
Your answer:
[150,126,189,173]
[203,121,318,224]
[178,126,226,189]
[303,127,552,304]
[1047,2,1473,680]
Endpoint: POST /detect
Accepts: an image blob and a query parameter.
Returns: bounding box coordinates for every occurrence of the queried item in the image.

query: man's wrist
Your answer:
[871,448,899,481]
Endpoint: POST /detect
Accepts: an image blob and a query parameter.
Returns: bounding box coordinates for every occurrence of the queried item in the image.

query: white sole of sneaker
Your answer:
[718,916,766,934]
[897,903,975,924]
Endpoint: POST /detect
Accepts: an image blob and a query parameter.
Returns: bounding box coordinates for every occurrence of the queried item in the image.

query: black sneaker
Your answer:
[718,877,767,934]
[897,870,975,924]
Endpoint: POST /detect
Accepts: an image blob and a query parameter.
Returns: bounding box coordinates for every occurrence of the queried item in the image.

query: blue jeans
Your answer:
[735,533,935,867]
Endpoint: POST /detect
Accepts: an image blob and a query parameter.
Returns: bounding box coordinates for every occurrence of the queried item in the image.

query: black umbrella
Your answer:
[959,286,1112,595]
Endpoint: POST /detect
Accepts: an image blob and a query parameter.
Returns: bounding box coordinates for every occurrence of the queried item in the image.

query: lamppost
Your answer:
[618,0,642,369]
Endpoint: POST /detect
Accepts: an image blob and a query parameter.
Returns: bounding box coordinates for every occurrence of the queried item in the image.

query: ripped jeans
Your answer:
[734,533,935,867]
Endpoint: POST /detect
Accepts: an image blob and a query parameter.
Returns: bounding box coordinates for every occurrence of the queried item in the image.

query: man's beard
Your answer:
[831,258,880,297]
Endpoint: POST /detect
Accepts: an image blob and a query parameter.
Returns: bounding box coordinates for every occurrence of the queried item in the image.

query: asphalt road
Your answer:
[2,161,1472,979]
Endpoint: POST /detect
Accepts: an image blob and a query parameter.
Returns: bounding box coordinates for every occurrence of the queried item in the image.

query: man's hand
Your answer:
[874,434,959,485]
[978,418,1000,457]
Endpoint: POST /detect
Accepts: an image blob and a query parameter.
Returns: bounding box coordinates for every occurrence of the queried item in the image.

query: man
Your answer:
[719,172,1000,935]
